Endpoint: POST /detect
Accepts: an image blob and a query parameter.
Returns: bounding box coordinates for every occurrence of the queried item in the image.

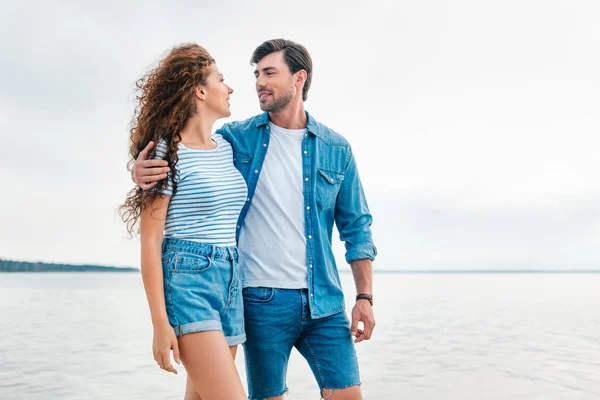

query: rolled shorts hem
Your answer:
[225,333,246,346]
[174,320,222,336]
[174,320,246,346]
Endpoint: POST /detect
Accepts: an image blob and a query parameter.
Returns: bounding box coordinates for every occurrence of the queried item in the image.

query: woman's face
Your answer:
[200,63,234,118]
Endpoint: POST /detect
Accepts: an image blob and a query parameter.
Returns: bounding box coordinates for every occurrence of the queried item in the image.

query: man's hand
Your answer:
[132,141,170,190]
[350,299,375,343]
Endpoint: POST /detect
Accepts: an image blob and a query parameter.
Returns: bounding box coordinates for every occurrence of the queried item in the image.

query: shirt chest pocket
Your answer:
[316,169,344,211]
[232,151,253,176]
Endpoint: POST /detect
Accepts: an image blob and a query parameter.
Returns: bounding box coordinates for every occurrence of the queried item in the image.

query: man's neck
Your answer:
[268,102,307,130]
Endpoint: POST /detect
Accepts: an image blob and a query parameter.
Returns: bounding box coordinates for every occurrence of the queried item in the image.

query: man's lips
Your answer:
[258,91,272,101]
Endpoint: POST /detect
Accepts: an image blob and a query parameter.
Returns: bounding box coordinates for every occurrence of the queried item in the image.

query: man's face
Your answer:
[254,51,296,113]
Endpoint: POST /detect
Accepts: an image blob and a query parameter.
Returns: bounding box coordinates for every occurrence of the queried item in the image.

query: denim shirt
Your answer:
[217,111,377,318]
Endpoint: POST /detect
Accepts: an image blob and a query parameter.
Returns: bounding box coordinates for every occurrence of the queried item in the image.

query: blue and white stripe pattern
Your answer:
[155,134,248,247]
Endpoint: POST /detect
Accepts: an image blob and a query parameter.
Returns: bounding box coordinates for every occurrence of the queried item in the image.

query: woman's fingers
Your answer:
[161,353,178,374]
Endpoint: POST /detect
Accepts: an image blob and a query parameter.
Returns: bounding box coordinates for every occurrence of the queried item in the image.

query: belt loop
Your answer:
[210,245,216,260]
[227,247,235,262]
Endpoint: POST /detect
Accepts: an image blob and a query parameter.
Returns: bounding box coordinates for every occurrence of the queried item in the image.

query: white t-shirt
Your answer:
[238,122,308,288]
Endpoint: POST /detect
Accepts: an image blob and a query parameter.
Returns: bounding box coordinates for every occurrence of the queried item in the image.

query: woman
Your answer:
[120,43,248,400]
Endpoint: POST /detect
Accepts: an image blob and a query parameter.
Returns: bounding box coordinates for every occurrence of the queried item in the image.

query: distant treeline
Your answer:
[0,259,138,272]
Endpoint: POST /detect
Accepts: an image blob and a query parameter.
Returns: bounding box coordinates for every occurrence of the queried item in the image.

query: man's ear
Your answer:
[295,70,307,91]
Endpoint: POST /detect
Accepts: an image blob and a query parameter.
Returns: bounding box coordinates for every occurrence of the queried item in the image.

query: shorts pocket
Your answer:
[242,287,277,303]
[171,253,212,274]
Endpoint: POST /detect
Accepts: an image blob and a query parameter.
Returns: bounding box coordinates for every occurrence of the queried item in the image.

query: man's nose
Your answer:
[256,76,266,91]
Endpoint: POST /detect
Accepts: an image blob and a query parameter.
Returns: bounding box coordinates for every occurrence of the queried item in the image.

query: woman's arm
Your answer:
[140,195,180,373]
[140,195,169,324]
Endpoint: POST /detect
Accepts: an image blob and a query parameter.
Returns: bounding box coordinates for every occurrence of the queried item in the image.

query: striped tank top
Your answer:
[155,134,248,247]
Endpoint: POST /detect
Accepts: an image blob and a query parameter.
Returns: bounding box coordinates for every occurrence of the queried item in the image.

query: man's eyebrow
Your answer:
[254,66,277,75]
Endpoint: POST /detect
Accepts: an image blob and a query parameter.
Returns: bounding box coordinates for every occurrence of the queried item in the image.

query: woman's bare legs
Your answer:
[180,332,245,400]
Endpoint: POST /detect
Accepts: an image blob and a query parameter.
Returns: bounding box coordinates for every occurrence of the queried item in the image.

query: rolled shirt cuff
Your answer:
[345,242,378,263]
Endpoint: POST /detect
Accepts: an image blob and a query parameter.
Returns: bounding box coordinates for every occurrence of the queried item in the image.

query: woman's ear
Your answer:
[195,85,206,101]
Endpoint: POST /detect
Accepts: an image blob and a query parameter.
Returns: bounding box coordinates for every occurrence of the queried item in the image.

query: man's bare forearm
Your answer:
[350,258,373,295]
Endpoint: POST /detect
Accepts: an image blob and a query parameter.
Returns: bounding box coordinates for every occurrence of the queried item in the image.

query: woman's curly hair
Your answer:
[120,43,215,235]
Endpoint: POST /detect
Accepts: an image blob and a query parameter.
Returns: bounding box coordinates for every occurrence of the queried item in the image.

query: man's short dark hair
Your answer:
[251,39,313,101]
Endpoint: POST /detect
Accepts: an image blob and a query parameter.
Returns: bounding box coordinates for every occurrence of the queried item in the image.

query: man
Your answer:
[134,39,377,400]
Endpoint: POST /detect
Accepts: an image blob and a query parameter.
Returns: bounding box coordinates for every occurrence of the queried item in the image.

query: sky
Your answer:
[0,0,599,270]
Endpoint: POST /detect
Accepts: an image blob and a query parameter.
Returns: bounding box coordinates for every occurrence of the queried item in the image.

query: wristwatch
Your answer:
[356,293,373,306]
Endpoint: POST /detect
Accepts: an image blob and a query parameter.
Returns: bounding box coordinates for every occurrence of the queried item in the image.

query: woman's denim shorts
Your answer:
[161,238,245,346]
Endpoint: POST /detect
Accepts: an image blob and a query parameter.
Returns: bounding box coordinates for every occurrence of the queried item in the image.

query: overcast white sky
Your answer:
[1,0,599,270]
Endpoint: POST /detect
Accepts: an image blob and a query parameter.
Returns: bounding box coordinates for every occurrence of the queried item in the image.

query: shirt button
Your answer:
[263,143,267,147]
[305,178,309,181]
[309,264,313,268]
[247,197,250,201]
[306,206,310,210]
[304,151,308,155]
[310,293,314,297]
[254,170,259,174]
[236,225,240,229]
[308,235,312,239]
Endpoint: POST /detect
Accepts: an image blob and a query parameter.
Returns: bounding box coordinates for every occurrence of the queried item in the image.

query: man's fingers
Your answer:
[133,147,168,189]
[139,141,154,161]
[354,328,365,343]
[139,160,169,169]
[136,173,167,191]
[139,168,169,182]
[140,172,169,182]
[363,318,376,340]
[350,315,359,337]
[141,181,159,191]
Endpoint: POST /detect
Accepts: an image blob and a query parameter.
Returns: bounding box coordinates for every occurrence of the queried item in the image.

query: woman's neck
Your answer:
[179,115,216,149]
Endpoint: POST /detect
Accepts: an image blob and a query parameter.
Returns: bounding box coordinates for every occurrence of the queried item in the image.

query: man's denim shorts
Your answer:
[161,238,245,346]
[243,288,360,399]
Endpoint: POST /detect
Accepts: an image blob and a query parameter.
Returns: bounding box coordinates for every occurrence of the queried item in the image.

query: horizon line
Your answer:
[343,269,600,274]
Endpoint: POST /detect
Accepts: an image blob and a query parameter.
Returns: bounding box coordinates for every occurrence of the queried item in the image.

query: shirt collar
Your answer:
[254,111,321,137]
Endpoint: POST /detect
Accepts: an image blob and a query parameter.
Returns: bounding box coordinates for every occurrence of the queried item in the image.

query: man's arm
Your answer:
[131,141,171,190]
[334,147,377,343]
[350,258,375,343]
